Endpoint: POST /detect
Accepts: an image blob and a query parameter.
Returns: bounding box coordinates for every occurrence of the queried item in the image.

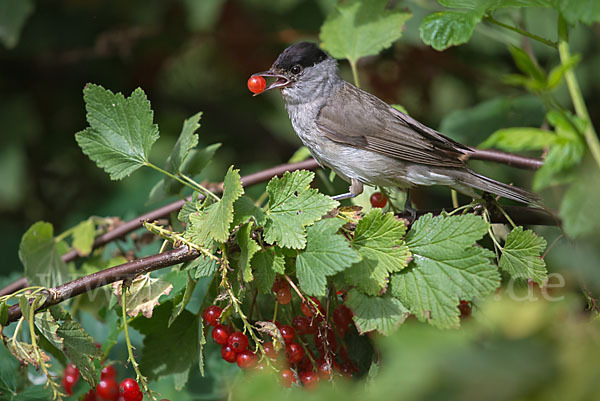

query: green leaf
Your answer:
[546,54,580,89]
[420,11,481,51]
[131,303,199,381]
[232,196,267,227]
[187,166,244,245]
[345,289,409,335]
[391,214,500,328]
[76,84,159,180]
[169,273,197,327]
[181,142,221,177]
[0,301,7,326]
[551,0,600,25]
[168,112,202,174]
[264,170,338,249]
[72,218,95,256]
[187,255,219,279]
[19,222,69,288]
[559,168,600,238]
[500,227,547,285]
[320,0,411,64]
[533,136,585,190]
[253,248,285,294]
[0,341,18,395]
[48,305,103,387]
[238,222,261,282]
[508,45,546,83]
[345,211,410,295]
[480,127,557,152]
[178,196,202,224]
[0,0,34,48]
[296,219,360,296]
[438,0,549,10]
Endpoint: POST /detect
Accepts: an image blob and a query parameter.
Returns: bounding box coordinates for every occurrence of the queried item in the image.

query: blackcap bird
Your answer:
[252,42,539,206]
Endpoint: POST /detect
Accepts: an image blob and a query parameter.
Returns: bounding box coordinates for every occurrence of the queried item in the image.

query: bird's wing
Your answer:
[316,83,471,168]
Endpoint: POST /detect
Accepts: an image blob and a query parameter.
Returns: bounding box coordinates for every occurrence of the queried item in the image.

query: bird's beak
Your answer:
[251,70,291,95]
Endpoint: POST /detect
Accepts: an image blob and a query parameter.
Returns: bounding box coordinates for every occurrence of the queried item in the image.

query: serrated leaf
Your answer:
[169,273,197,327]
[559,168,600,238]
[76,84,159,180]
[130,303,198,381]
[169,112,202,173]
[480,127,557,152]
[391,214,499,328]
[320,0,411,64]
[500,227,547,285]
[533,136,584,190]
[238,222,260,282]
[48,305,103,386]
[185,254,219,279]
[178,196,202,224]
[19,221,68,288]
[420,11,481,51]
[232,196,267,227]
[112,274,173,318]
[0,0,34,49]
[187,166,243,244]
[253,249,285,294]
[296,219,360,296]
[551,0,600,25]
[264,170,338,249]
[345,289,409,335]
[345,211,410,295]
[181,142,221,177]
[72,218,95,256]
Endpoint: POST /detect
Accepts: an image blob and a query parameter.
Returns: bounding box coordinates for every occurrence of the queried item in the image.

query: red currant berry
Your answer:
[119,378,141,400]
[97,378,119,400]
[333,305,353,329]
[314,330,337,353]
[236,350,258,369]
[272,276,286,292]
[276,286,292,305]
[100,365,116,380]
[369,192,387,208]
[262,341,279,359]
[61,375,77,396]
[227,331,249,353]
[64,363,79,378]
[301,297,323,317]
[458,300,471,318]
[247,76,266,94]
[279,325,296,344]
[83,390,98,401]
[280,369,296,388]
[316,358,334,378]
[203,305,222,326]
[297,355,313,372]
[285,342,305,364]
[292,316,312,336]
[212,324,231,345]
[221,344,237,363]
[300,371,320,390]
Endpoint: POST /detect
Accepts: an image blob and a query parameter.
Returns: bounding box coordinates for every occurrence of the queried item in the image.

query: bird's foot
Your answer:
[330,179,363,202]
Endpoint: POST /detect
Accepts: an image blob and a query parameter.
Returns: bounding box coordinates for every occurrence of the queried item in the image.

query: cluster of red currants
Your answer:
[204,277,357,389]
[61,363,168,401]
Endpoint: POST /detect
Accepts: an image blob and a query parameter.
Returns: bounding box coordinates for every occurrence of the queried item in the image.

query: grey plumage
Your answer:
[254,42,539,205]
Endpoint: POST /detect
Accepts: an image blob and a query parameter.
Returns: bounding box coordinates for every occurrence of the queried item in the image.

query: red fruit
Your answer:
[221,345,237,363]
[97,378,119,400]
[458,300,471,318]
[314,330,337,353]
[301,297,323,318]
[61,374,77,395]
[272,276,286,292]
[292,316,312,335]
[119,378,141,400]
[297,355,313,372]
[64,363,79,378]
[247,76,266,94]
[279,325,296,344]
[333,305,353,329]
[212,325,231,345]
[262,341,279,359]
[280,369,296,388]
[276,286,292,305]
[101,365,116,380]
[370,192,387,208]
[84,390,98,401]
[228,331,249,353]
[236,350,258,369]
[300,371,320,390]
[285,342,305,364]
[339,361,357,377]
[316,358,333,378]
[203,305,222,326]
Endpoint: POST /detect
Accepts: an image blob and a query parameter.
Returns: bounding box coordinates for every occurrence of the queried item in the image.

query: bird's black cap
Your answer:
[273,42,329,71]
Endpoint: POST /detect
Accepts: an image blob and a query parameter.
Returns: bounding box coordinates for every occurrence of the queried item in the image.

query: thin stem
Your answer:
[146,162,220,201]
[180,174,220,201]
[485,16,557,49]
[557,17,600,169]
[349,59,360,88]
[451,190,459,209]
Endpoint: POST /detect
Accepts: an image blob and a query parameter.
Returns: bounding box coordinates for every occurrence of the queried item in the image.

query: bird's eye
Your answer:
[291,65,302,74]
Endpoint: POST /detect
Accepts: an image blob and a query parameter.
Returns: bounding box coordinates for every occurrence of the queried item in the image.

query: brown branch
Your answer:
[6,246,199,324]
[469,148,543,170]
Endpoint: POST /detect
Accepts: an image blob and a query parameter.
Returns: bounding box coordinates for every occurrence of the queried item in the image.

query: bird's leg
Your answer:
[331,178,363,201]
[402,189,418,223]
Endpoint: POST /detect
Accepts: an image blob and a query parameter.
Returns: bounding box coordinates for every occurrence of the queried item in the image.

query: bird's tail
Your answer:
[460,169,541,205]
